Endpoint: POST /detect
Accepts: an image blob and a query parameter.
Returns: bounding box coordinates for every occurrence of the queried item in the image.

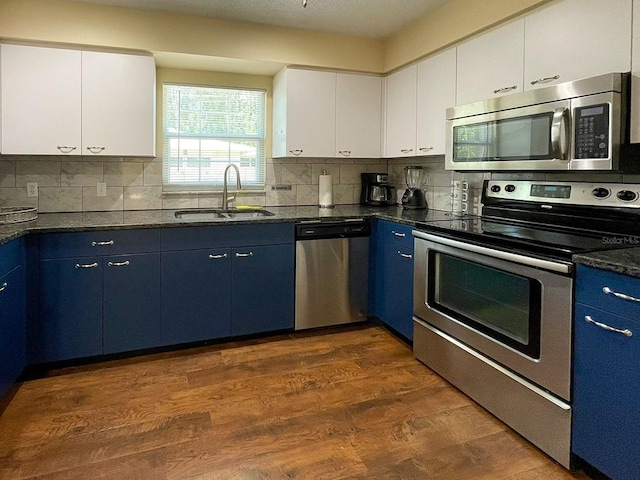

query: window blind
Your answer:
[163,83,266,192]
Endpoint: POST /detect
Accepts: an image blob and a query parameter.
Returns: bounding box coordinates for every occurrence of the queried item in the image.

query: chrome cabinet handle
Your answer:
[86,146,106,154]
[235,252,253,258]
[56,145,77,154]
[92,240,114,247]
[602,286,640,303]
[108,260,130,267]
[391,231,406,238]
[209,253,228,259]
[419,146,434,152]
[75,262,98,269]
[585,315,633,337]
[289,149,303,156]
[493,85,517,94]
[551,107,570,160]
[530,75,560,86]
[400,148,413,154]
[397,251,413,259]
[338,150,351,156]
[0,282,7,293]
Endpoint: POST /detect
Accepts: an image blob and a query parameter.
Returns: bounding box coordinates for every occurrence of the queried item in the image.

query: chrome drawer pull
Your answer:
[75,262,98,269]
[92,240,114,247]
[56,145,77,153]
[493,85,517,94]
[397,251,413,259]
[108,260,130,267]
[209,253,228,259]
[602,286,640,303]
[338,150,351,156]
[400,148,413,154]
[419,146,434,152]
[235,252,253,258]
[0,282,7,292]
[391,231,406,237]
[530,75,560,85]
[585,315,633,337]
[289,149,303,156]
[86,146,106,154]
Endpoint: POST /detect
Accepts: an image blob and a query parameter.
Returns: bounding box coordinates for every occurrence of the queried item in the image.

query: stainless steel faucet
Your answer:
[222,164,241,210]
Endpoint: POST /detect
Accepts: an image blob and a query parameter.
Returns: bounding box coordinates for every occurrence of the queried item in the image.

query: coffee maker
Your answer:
[401,166,428,209]
[360,173,396,206]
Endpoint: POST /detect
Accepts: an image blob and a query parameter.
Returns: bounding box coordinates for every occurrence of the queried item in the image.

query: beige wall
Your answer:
[0,0,554,74]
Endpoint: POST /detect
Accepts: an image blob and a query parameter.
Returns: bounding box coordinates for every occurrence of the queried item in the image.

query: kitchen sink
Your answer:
[174,209,275,220]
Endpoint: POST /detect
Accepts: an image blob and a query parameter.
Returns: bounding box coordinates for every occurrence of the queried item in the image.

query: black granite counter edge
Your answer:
[574,248,640,279]
[0,206,438,247]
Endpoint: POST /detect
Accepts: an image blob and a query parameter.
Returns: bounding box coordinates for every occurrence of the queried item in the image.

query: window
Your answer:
[163,83,266,192]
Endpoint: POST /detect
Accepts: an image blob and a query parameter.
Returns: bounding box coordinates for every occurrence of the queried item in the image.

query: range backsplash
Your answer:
[1,154,637,213]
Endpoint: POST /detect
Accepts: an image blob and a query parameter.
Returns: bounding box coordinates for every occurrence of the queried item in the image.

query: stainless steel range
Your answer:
[412,179,640,469]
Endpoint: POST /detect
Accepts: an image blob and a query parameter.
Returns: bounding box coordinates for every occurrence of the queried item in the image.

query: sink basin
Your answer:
[175,209,274,221]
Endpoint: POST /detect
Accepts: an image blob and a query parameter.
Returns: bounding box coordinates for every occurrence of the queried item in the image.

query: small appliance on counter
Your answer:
[401,165,427,209]
[360,173,396,206]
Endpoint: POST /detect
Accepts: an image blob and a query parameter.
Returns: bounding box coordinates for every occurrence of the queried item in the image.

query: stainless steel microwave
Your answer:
[445,73,630,171]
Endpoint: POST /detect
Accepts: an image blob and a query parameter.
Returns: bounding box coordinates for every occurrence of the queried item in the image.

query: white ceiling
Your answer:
[75,0,450,39]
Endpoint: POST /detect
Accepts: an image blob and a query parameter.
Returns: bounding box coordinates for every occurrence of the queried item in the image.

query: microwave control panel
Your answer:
[574,104,609,159]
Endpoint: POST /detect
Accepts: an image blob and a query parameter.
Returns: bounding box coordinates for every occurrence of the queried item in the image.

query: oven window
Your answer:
[453,112,553,163]
[428,252,541,358]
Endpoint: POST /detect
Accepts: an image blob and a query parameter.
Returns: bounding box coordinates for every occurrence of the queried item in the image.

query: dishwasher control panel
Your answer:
[295,220,371,240]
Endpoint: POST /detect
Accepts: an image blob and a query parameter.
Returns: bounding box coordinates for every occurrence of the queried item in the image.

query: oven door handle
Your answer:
[413,231,571,274]
[551,107,570,161]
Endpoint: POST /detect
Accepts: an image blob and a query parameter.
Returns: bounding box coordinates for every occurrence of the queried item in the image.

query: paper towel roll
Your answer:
[319,172,333,208]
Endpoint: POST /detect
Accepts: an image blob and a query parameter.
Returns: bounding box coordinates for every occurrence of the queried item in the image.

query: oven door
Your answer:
[413,231,573,401]
[445,100,571,171]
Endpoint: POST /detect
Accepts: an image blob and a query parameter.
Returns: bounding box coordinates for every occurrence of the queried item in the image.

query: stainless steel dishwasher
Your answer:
[295,219,370,330]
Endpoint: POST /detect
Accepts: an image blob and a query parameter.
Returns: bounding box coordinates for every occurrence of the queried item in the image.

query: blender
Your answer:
[401,165,428,209]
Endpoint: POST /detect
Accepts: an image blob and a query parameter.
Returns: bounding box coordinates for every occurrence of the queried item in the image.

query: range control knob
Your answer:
[592,187,611,199]
[504,184,516,193]
[490,185,501,193]
[617,190,638,202]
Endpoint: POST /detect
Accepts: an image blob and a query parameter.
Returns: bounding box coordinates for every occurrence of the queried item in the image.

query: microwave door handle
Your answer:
[551,107,570,160]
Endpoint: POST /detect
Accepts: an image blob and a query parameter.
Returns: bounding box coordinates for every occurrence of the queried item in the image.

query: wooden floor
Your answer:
[0,325,591,480]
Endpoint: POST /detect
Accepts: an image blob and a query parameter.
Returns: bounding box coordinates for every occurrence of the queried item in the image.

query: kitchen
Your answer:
[1,0,639,478]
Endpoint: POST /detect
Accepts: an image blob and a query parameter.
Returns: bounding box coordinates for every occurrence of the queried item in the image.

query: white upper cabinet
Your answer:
[1,44,82,155]
[416,48,457,156]
[82,51,155,157]
[335,73,382,158]
[272,68,336,158]
[524,0,632,90]
[384,64,417,157]
[0,44,156,156]
[631,0,640,143]
[456,19,524,106]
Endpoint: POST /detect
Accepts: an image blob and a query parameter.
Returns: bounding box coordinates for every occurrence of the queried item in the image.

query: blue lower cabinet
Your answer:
[573,303,640,480]
[161,249,232,345]
[39,258,103,362]
[378,241,414,340]
[231,244,294,336]
[0,266,26,399]
[103,253,161,354]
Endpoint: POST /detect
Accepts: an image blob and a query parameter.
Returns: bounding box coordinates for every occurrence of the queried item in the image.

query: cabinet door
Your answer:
[378,242,414,340]
[573,303,640,480]
[103,253,161,354]
[416,49,457,156]
[82,51,156,157]
[161,249,231,345]
[524,0,631,90]
[231,244,294,336]
[39,258,102,362]
[0,44,81,155]
[384,64,417,157]
[0,267,26,399]
[456,19,524,105]
[276,69,336,158]
[335,73,382,158]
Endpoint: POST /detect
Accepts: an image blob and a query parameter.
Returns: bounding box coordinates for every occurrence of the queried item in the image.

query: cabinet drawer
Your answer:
[576,265,640,319]
[380,220,414,250]
[161,223,294,251]
[39,229,161,259]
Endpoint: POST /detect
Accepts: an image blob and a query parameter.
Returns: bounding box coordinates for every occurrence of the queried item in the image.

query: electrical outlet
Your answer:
[27,182,38,198]
[97,182,107,197]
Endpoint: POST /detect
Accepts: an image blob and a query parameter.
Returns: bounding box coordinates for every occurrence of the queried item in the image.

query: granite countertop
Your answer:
[574,248,640,278]
[0,205,456,246]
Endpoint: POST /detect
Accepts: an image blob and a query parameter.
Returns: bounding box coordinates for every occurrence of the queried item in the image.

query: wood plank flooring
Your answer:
[0,325,592,480]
